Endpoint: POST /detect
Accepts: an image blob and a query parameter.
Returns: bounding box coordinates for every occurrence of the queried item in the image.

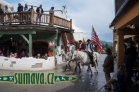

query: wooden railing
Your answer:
[54,16,70,28]
[0,12,31,24]
[0,10,72,29]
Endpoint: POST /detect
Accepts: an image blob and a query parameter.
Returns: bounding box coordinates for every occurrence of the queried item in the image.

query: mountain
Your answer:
[100,40,113,46]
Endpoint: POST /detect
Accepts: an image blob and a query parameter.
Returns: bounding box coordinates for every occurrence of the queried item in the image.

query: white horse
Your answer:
[61,50,73,71]
[72,51,100,77]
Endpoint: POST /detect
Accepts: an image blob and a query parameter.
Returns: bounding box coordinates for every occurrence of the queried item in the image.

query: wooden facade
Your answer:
[0,8,75,57]
[110,0,139,71]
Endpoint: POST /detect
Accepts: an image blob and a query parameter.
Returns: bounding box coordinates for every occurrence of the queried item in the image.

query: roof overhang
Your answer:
[110,0,139,29]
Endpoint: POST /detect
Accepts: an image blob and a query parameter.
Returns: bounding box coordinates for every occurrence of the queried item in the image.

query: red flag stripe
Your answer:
[91,27,103,53]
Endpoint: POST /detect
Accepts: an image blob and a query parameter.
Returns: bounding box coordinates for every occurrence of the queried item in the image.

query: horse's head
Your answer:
[71,51,78,60]
[61,50,65,55]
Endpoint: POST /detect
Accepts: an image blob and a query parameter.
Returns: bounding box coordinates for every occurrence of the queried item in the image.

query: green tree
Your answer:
[105,43,108,49]
[102,44,105,49]
[110,46,113,51]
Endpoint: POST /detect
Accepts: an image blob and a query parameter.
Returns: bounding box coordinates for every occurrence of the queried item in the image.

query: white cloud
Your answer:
[10,0,114,42]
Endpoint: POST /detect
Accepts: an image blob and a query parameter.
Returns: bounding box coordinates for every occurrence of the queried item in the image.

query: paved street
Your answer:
[0,54,115,92]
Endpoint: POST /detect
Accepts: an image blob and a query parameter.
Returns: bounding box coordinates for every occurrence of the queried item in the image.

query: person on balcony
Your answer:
[24,4,28,11]
[4,5,12,23]
[49,6,54,26]
[17,3,23,12]
[4,5,9,13]
[28,6,34,12]
[36,4,43,24]
[28,6,34,24]
[17,3,23,24]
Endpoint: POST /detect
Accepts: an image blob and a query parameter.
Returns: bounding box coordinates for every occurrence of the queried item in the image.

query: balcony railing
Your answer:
[0,10,72,29]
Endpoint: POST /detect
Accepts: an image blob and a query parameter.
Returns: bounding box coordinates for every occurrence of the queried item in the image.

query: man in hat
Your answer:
[86,39,95,67]
[125,40,137,84]
[102,48,114,90]
[78,40,85,51]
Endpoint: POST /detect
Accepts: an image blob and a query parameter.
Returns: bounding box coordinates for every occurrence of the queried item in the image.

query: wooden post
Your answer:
[51,12,54,26]
[132,36,136,45]
[117,32,124,72]
[113,30,115,55]
[29,34,32,57]
[113,41,116,55]
[138,42,139,51]
[30,9,34,24]
[70,19,72,30]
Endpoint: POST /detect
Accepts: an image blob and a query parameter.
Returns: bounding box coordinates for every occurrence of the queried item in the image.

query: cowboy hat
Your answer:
[105,48,112,53]
[127,40,135,45]
[87,39,91,42]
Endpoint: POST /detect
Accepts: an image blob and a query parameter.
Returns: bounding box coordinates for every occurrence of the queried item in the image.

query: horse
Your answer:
[61,50,73,71]
[72,50,100,77]
[93,52,100,72]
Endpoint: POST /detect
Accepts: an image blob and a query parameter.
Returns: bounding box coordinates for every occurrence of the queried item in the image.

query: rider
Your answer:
[78,40,85,51]
[86,39,94,67]
[69,42,75,54]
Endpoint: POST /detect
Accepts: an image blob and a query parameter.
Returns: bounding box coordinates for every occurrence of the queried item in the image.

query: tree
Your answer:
[102,44,105,49]
[105,43,108,49]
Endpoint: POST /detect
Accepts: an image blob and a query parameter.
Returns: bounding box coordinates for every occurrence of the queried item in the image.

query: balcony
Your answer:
[0,10,72,30]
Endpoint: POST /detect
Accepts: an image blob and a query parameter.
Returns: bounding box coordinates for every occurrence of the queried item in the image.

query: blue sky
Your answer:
[5,0,115,42]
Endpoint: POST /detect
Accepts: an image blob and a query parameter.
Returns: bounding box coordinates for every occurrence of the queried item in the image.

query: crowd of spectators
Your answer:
[0,46,54,60]
[0,3,55,25]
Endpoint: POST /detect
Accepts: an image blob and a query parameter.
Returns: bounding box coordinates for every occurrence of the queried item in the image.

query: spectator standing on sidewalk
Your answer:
[102,48,114,90]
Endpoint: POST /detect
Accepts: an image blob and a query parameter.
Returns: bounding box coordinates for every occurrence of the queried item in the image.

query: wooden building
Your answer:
[110,0,139,70]
[0,4,74,57]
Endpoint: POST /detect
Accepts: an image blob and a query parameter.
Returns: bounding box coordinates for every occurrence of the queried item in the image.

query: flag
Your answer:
[65,32,70,46]
[91,26,103,53]
[49,41,55,47]
[82,38,85,43]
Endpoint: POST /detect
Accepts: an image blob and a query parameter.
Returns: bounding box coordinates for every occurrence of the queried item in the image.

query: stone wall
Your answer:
[0,56,56,71]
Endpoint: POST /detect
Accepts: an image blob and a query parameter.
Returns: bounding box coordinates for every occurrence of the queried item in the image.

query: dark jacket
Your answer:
[103,54,114,73]
[78,43,85,51]
[28,8,33,12]
[17,5,23,12]
[125,46,136,65]
[36,7,43,13]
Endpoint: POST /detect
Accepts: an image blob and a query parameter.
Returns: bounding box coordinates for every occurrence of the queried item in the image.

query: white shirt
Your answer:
[69,45,75,51]
[86,44,94,53]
